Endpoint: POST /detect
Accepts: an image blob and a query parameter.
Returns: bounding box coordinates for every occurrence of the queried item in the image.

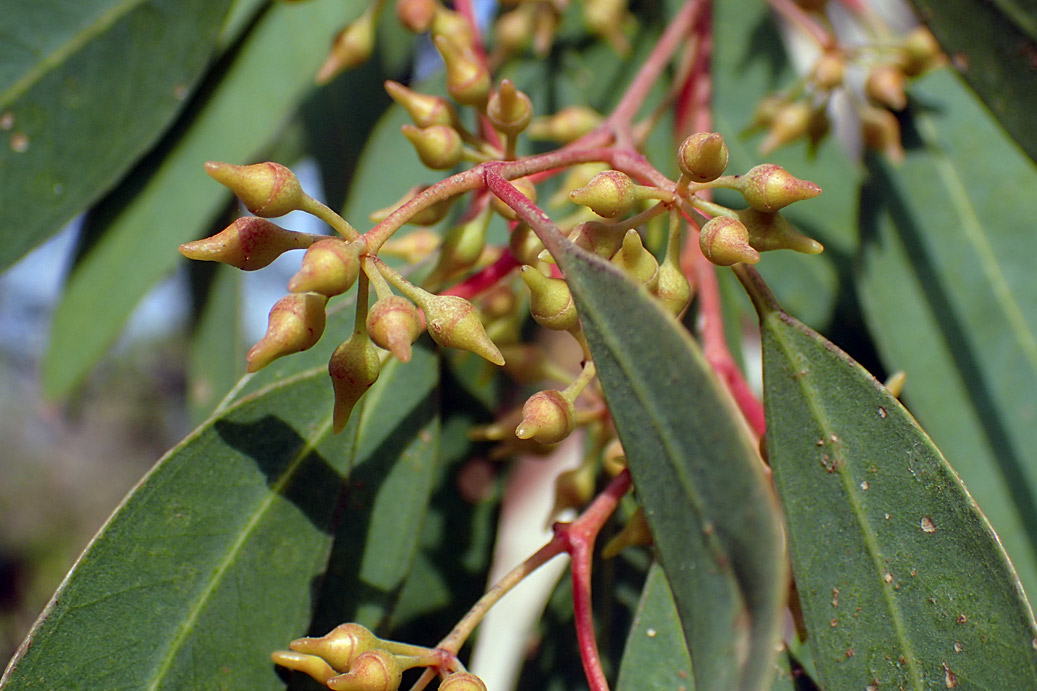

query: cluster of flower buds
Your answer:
[272,622,489,690]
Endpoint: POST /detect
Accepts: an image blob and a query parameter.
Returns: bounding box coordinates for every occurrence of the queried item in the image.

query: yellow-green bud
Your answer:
[395,0,435,33]
[860,104,904,162]
[431,5,475,52]
[509,222,547,265]
[366,296,424,362]
[749,94,786,131]
[384,81,458,129]
[289,623,379,674]
[677,132,729,182]
[316,10,376,85]
[520,266,579,331]
[583,0,631,54]
[737,163,822,212]
[271,650,338,685]
[734,208,824,255]
[527,106,603,143]
[602,506,653,558]
[288,239,362,296]
[567,221,624,259]
[179,217,316,271]
[551,462,596,515]
[611,229,659,289]
[491,176,538,221]
[812,51,846,90]
[494,8,534,57]
[326,650,402,691]
[421,295,505,365]
[205,161,305,218]
[759,100,812,154]
[602,437,626,476]
[516,389,575,444]
[433,35,490,107]
[370,185,456,226]
[401,124,463,170]
[430,206,492,281]
[898,26,942,77]
[247,293,328,372]
[866,64,907,111]
[569,170,638,219]
[440,672,489,691]
[698,217,759,266]
[487,79,534,137]
[328,333,381,433]
[654,251,692,316]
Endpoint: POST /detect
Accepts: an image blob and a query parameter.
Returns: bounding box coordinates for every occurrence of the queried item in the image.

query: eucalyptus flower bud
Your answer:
[421,295,505,365]
[429,206,492,281]
[179,217,316,270]
[433,35,490,107]
[759,100,812,154]
[431,5,475,52]
[487,79,534,137]
[898,26,942,77]
[509,223,547,266]
[734,208,824,255]
[866,64,907,111]
[326,650,403,691]
[569,170,638,219]
[527,106,602,143]
[247,293,328,372]
[366,296,424,362]
[205,161,306,218]
[551,462,596,515]
[567,221,625,259]
[654,250,692,316]
[698,217,760,266]
[440,671,489,691]
[288,239,362,297]
[602,506,653,558]
[812,51,846,90]
[402,124,463,170]
[316,9,376,84]
[491,176,538,221]
[328,332,381,433]
[370,186,455,226]
[271,650,338,685]
[611,229,658,289]
[384,81,458,129]
[395,0,435,33]
[520,266,579,331]
[677,132,729,182]
[737,163,821,213]
[289,623,379,673]
[516,389,575,444]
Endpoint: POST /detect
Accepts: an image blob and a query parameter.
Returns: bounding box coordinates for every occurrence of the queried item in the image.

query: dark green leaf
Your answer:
[187,261,245,424]
[857,68,1037,603]
[907,0,1037,163]
[748,271,1037,689]
[40,0,372,400]
[615,563,693,691]
[0,0,235,270]
[553,240,786,691]
[1,343,439,689]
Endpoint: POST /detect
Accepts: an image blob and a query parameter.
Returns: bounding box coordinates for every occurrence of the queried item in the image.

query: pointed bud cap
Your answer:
[698,217,760,266]
[508,223,547,265]
[271,650,338,685]
[205,161,305,217]
[738,163,821,212]
[866,64,907,111]
[677,132,729,182]
[735,208,824,255]
[433,35,490,107]
[289,623,379,674]
[422,295,505,365]
[520,266,579,331]
[247,293,328,372]
[328,334,382,433]
[395,0,435,33]
[569,170,638,219]
[516,389,575,444]
[288,239,362,296]
[379,229,441,264]
[759,100,812,154]
[385,81,458,128]
[401,124,463,170]
[898,26,942,77]
[654,254,692,316]
[602,438,626,475]
[326,650,402,691]
[611,229,659,289]
[440,672,489,691]
[567,221,624,259]
[179,217,315,270]
[491,176,537,221]
[366,296,424,362]
[860,105,904,162]
[316,11,375,84]
[527,106,602,143]
[431,6,475,51]
[487,79,534,137]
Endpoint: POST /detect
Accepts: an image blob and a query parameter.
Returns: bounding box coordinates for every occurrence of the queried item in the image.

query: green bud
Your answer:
[369,185,456,226]
[205,161,305,218]
[865,63,907,111]
[516,389,575,444]
[527,106,603,143]
[698,217,760,266]
[487,78,534,137]
[812,51,846,90]
[401,124,463,170]
[433,35,490,107]
[509,222,547,266]
[550,462,596,515]
[247,293,328,372]
[289,623,379,674]
[520,266,579,331]
[271,650,338,685]
[316,9,376,85]
[431,5,475,52]
[734,208,824,255]
[326,650,402,691]
[677,132,729,183]
[179,217,316,271]
[567,221,625,259]
[654,250,692,315]
[602,506,653,558]
[737,163,821,212]
[395,0,436,33]
[860,104,904,162]
[421,295,505,365]
[610,229,658,289]
[440,671,489,691]
[288,239,362,297]
[759,100,812,154]
[366,296,424,363]
[898,26,942,77]
[328,333,381,433]
[429,206,492,281]
[491,176,538,221]
[384,81,458,129]
[569,170,638,219]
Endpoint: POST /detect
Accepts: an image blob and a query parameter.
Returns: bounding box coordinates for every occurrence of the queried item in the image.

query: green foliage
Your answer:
[3,0,1037,689]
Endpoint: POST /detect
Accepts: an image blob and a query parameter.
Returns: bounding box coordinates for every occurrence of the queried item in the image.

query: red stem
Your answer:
[441,251,521,298]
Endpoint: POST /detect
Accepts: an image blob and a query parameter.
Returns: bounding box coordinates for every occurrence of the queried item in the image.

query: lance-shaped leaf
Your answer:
[740,267,1037,689]
[0,0,235,270]
[616,563,693,691]
[510,187,787,690]
[1,344,439,689]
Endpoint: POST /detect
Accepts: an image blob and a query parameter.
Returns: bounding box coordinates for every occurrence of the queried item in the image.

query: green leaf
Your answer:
[857,67,1037,603]
[906,0,1037,163]
[746,270,1037,689]
[40,0,374,401]
[553,241,786,691]
[1,343,439,689]
[0,0,235,270]
[186,260,246,424]
[615,562,693,691]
